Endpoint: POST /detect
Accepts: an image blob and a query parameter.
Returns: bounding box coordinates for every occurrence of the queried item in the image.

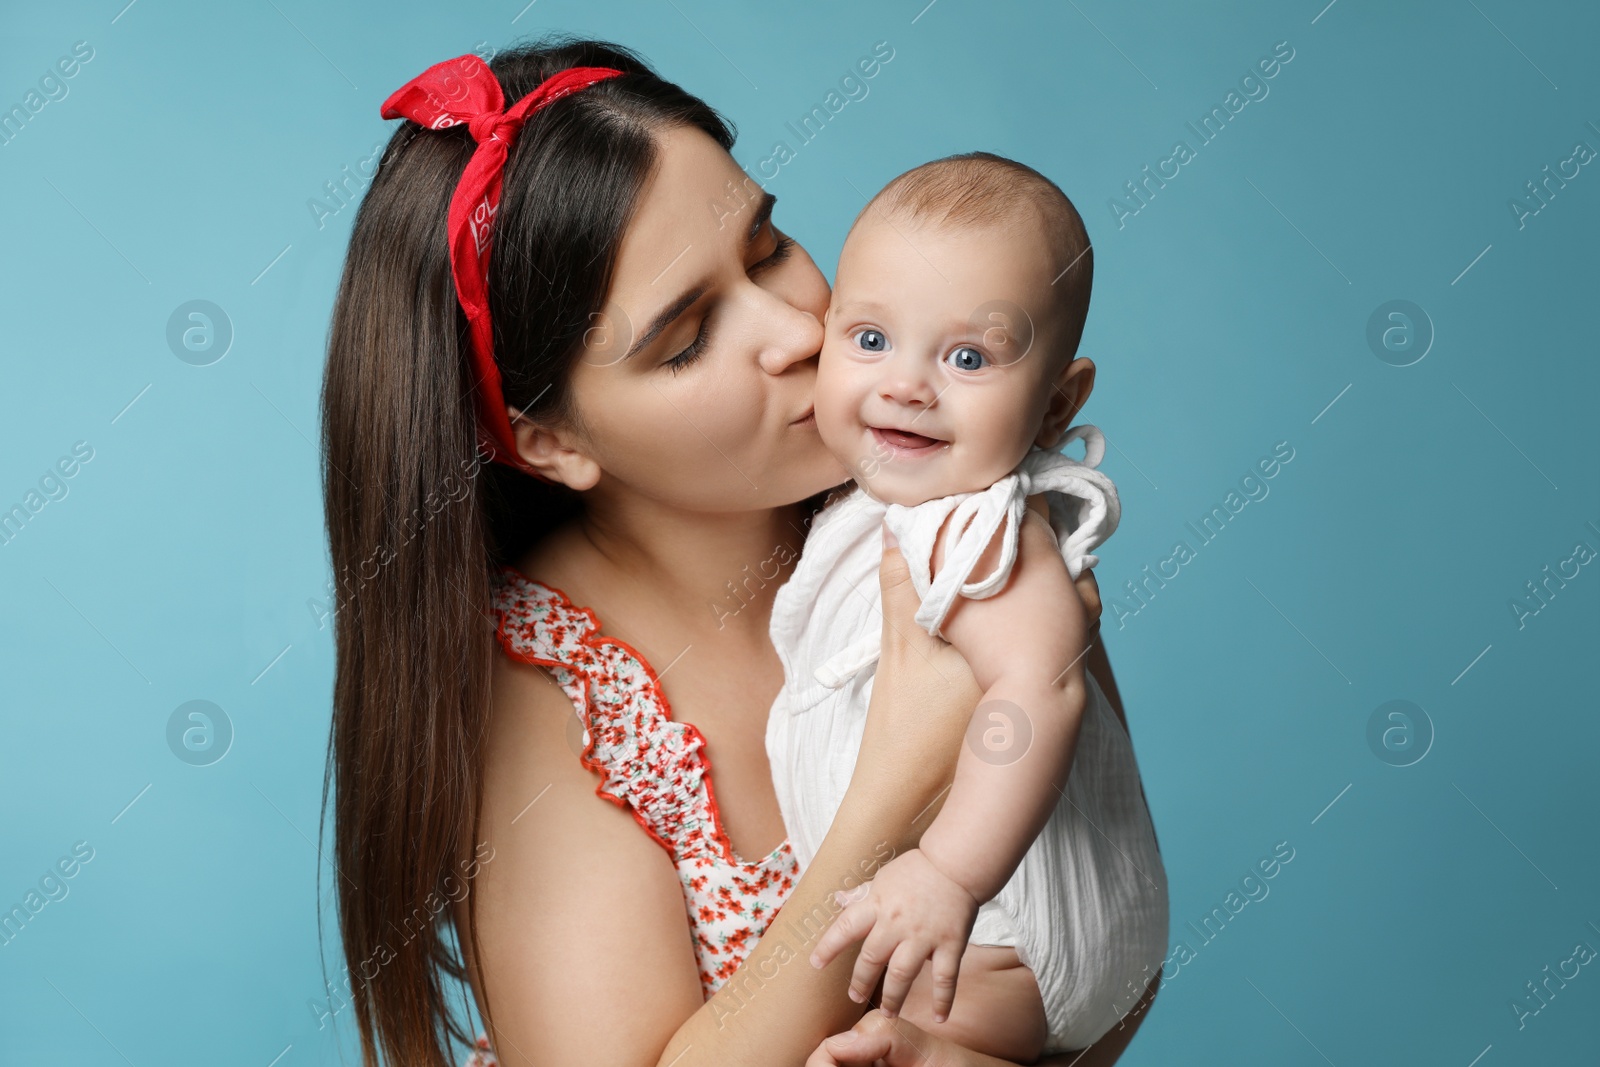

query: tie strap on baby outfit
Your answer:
[813,425,1120,689]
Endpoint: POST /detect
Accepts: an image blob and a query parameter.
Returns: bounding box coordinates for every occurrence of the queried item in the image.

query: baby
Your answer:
[767,153,1168,1060]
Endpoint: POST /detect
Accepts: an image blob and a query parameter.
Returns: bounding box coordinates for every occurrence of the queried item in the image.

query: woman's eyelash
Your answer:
[758,234,796,272]
[664,234,797,373]
[666,329,708,373]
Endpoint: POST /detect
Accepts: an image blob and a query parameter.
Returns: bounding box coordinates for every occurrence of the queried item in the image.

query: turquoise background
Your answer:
[2,0,1596,1064]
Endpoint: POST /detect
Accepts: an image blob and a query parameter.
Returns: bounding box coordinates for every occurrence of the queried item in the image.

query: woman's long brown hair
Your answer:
[318,35,735,1066]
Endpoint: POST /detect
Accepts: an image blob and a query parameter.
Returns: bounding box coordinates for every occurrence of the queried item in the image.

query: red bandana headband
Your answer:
[380,54,625,475]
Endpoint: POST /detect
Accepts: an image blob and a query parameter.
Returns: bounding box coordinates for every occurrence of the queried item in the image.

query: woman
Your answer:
[321,34,1161,1067]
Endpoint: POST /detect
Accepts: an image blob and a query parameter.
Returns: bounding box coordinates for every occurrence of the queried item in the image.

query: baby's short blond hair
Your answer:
[856,151,1094,363]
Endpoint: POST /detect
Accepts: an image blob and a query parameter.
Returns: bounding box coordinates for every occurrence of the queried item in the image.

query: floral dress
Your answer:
[464,567,800,1066]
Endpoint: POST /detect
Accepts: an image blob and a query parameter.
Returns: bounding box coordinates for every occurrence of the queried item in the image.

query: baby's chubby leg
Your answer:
[894,944,1048,1063]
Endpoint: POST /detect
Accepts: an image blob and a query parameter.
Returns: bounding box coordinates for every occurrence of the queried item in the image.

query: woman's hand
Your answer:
[806,1010,1110,1067]
[807,1010,1034,1067]
[850,526,1104,852]
[848,528,983,849]
[806,1011,948,1067]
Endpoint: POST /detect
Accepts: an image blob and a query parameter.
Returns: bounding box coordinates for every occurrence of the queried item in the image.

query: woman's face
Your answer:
[544,125,848,513]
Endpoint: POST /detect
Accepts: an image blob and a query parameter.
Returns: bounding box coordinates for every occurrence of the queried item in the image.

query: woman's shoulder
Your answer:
[472,639,706,1051]
[489,562,607,666]
[484,568,590,750]
[485,561,697,852]
[481,577,638,838]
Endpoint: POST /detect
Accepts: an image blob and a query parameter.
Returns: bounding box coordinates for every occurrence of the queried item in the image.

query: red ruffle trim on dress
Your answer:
[489,566,780,869]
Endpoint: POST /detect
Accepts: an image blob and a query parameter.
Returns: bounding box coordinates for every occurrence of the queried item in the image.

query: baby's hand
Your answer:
[808,848,979,1022]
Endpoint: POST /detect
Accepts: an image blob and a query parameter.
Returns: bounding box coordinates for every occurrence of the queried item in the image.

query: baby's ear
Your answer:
[1036,357,1096,449]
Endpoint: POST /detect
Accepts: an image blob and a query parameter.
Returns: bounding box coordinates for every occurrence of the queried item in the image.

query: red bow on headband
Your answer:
[381,54,625,475]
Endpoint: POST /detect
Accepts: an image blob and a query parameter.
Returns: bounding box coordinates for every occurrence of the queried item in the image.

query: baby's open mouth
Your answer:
[870,425,947,453]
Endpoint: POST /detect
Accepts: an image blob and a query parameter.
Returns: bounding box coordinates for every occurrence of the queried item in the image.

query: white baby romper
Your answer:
[766,426,1170,1053]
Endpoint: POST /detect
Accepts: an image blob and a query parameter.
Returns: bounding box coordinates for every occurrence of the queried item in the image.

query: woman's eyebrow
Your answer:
[745,191,777,245]
[622,192,779,363]
[623,283,708,362]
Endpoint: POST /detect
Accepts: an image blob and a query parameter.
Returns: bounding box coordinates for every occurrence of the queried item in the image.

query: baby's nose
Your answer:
[877,366,937,406]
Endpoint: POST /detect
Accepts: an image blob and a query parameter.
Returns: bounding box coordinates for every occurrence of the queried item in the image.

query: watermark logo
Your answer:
[1509,924,1598,1031]
[1112,440,1296,629]
[1,41,95,149]
[579,301,636,368]
[1508,121,1598,230]
[750,41,896,182]
[1109,40,1296,229]
[1509,520,1598,630]
[1,840,95,948]
[1144,840,1296,1000]
[166,300,233,366]
[965,700,1033,766]
[968,298,1034,367]
[1365,698,1433,767]
[307,140,384,230]
[166,700,233,767]
[1365,300,1433,367]
[1,440,94,548]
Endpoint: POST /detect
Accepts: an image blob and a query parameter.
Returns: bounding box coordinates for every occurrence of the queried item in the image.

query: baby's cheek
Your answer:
[814,399,859,473]
[813,365,863,469]
[814,345,849,411]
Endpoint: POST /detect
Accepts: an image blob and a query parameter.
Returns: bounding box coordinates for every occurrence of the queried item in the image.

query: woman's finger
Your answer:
[805,1026,893,1067]
[876,523,978,703]
[863,522,981,813]
[825,1012,933,1067]
[876,525,930,663]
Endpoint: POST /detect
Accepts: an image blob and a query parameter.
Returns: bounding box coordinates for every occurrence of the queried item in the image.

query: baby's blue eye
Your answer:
[854,329,887,353]
[946,346,986,371]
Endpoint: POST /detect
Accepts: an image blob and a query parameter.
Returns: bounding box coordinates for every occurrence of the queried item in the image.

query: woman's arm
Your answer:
[657,537,987,1064]
[808,507,1096,1022]
[459,539,985,1067]
[456,653,707,1067]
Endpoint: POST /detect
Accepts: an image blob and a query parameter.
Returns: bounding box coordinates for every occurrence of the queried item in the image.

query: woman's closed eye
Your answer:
[664,233,798,374]
[664,322,711,374]
[757,233,796,275]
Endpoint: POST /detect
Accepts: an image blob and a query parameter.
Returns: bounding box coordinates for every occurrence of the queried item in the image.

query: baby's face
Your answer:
[816,210,1069,506]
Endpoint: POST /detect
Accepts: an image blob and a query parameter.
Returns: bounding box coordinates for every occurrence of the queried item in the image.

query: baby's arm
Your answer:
[917,495,1092,904]
[809,497,1093,1025]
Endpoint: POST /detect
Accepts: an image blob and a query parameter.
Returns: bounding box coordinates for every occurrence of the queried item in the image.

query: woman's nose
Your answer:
[757,304,824,376]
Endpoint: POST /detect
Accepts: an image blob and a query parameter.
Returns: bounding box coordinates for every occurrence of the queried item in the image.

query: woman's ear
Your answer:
[506,405,602,490]
[1036,357,1096,449]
